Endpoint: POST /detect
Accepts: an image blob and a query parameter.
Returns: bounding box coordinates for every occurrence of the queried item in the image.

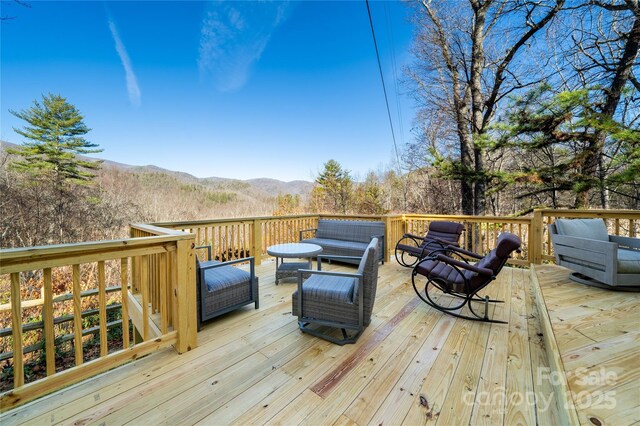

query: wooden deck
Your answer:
[532,264,640,426]
[3,260,561,425]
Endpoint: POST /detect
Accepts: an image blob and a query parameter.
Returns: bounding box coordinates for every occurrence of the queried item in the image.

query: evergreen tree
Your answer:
[495,86,639,209]
[315,159,353,214]
[8,94,102,187]
[6,94,104,244]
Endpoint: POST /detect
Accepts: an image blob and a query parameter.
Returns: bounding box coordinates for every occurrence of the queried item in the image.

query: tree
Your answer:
[5,94,103,244]
[555,0,640,207]
[314,159,354,214]
[273,193,301,216]
[407,0,564,215]
[9,94,102,187]
[496,86,640,209]
[354,172,388,215]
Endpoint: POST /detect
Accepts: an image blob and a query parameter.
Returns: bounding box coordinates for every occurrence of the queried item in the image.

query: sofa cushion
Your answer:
[315,219,384,243]
[555,219,609,242]
[618,248,640,274]
[301,237,368,255]
[201,261,251,293]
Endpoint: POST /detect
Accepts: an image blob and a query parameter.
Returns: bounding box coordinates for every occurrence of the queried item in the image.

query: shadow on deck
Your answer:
[3,261,636,425]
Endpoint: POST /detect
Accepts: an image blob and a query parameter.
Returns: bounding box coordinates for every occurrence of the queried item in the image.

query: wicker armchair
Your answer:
[291,238,380,345]
[196,246,259,330]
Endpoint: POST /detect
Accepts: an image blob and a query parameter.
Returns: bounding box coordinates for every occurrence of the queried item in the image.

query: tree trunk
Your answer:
[469,0,490,216]
[582,12,640,208]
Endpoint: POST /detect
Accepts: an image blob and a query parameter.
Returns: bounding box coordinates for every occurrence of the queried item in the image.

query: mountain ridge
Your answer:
[0,140,314,198]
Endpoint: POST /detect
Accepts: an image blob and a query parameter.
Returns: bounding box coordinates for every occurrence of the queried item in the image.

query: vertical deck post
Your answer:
[253,219,263,265]
[175,238,197,353]
[530,209,544,264]
[384,215,392,263]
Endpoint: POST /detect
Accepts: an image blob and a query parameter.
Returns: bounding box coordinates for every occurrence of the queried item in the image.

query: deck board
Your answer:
[2,261,562,425]
[532,264,640,426]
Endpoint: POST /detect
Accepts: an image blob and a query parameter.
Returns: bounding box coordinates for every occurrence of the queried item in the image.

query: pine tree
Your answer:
[8,94,102,187]
[6,94,104,244]
[315,159,353,214]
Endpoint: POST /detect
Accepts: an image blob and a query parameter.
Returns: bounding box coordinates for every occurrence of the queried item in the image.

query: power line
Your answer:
[365,0,402,171]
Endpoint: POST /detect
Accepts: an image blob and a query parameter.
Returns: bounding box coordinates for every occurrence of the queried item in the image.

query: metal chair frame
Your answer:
[411,244,518,324]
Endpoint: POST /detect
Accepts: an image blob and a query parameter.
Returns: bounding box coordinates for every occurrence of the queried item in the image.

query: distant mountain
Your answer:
[0,140,314,199]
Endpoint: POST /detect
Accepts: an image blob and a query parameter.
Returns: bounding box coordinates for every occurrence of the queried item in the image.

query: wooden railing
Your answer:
[154,214,387,265]
[156,209,639,266]
[0,226,197,410]
[387,214,534,266]
[1,208,637,410]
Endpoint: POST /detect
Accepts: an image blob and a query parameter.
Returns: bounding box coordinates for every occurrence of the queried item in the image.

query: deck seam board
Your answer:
[468,267,512,426]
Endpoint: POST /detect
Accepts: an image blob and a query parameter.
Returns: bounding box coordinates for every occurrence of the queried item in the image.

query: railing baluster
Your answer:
[72,264,83,366]
[43,268,55,376]
[121,258,130,349]
[98,261,108,357]
[141,255,149,341]
[11,272,24,388]
[160,252,168,334]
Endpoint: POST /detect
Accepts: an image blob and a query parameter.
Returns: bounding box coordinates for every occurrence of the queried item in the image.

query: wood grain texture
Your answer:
[533,263,640,426]
[1,261,566,424]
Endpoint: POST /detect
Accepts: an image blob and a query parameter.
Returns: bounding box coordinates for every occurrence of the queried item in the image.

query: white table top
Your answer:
[266,243,323,258]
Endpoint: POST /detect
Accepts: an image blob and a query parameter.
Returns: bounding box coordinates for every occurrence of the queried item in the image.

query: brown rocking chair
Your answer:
[395,221,464,267]
[411,232,521,324]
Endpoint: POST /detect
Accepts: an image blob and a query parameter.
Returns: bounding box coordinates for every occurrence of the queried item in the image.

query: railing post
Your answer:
[253,219,263,266]
[384,215,392,263]
[175,238,197,353]
[530,209,544,265]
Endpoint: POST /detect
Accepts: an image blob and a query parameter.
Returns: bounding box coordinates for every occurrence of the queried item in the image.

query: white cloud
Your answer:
[108,20,141,107]
[198,1,293,92]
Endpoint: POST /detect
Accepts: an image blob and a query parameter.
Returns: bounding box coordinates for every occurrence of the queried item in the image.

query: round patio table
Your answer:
[266,243,323,284]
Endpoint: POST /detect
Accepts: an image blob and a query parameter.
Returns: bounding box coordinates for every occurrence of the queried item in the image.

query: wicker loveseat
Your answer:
[299,219,385,264]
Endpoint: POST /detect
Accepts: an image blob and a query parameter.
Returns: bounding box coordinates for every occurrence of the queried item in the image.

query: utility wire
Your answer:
[365,0,402,171]
[384,1,406,149]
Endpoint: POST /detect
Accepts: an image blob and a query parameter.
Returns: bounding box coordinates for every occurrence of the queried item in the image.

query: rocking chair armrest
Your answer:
[445,245,483,259]
[402,233,425,240]
[430,237,460,247]
[435,254,493,276]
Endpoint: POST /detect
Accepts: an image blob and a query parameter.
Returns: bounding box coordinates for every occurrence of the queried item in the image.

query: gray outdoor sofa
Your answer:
[299,219,385,264]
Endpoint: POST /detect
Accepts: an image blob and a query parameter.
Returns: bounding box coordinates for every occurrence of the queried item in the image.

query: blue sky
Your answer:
[1,1,417,182]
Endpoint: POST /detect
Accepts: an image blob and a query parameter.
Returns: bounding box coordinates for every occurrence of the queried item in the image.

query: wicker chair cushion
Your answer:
[293,275,356,303]
[202,261,251,293]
